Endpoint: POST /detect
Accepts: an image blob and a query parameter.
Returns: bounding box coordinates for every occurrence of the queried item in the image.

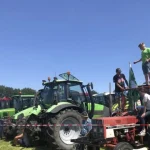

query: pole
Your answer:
[109,82,112,117]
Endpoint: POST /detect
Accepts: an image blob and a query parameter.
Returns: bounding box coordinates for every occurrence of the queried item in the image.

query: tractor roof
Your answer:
[93,92,115,97]
[12,95,35,98]
[43,72,83,85]
[44,79,82,85]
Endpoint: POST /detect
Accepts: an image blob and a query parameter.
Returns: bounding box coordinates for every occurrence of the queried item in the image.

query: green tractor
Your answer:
[0,95,35,119]
[22,72,110,150]
[92,92,130,113]
[0,97,13,118]
[2,94,35,139]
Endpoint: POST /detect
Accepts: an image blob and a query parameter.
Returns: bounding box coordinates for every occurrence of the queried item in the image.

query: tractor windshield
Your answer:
[0,101,10,109]
[42,84,58,105]
[22,97,34,109]
[12,97,22,112]
[42,81,85,106]
[42,82,67,105]
[93,94,116,107]
[68,82,85,104]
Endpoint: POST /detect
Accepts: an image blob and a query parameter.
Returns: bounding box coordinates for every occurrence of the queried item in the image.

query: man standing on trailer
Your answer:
[113,68,129,111]
[134,43,150,85]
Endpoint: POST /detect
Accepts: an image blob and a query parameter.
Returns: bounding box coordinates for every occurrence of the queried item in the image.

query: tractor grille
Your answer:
[91,119,104,139]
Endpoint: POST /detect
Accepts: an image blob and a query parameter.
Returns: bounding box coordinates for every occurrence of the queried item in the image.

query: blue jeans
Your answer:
[136,106,150,130]
[115,91,127,99]
[80,118,92,136]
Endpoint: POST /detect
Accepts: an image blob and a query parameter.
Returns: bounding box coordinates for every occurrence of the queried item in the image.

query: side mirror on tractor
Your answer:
[88,82,94,89]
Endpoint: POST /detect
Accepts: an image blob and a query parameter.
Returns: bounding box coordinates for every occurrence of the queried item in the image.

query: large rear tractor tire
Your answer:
[47,109,82,150]
[114,142,133,150]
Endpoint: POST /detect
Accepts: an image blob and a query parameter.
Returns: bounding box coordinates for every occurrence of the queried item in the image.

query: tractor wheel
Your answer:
[15,119,27,135]
[114,142,133,150]
[23,114,41,147]
[47,109,82,150]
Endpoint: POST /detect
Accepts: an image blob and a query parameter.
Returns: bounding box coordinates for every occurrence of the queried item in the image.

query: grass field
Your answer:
[0,139,104,150]
[0,139,50,150]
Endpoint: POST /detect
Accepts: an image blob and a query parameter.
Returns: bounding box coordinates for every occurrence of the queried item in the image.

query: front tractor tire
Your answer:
[47,109,82,150]
[23,114,41,147]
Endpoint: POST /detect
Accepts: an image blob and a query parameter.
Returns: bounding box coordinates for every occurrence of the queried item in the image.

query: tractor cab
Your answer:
[11,95,35,113]
[41,72,94,118]
[0,97,12,109]
[0,97,14,118]
[93,92,116,107]
[92,92,129,115]
[0,94,35,119]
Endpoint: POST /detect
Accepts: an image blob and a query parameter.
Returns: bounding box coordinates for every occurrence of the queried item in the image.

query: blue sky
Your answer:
[0,0,150,93]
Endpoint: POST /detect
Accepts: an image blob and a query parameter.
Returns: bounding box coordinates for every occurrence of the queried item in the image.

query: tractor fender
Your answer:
[46,103,83,114]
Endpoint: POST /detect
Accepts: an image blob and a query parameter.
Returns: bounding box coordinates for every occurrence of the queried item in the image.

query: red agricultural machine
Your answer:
[71,85,150,150]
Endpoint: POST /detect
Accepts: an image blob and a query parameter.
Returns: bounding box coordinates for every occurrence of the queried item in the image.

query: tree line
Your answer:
[0,84,98,98]
[0,85,36,97]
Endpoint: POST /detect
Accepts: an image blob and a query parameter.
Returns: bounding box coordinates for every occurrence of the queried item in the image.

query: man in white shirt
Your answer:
[138,89,150,136]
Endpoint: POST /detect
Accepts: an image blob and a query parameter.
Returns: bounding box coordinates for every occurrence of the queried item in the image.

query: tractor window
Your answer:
[13,97,22,112]
[68,83,84,103]
[0,101,10,109]
[96,96,105,104]
[57,83,66,101]
[94,94,116,107]
[5,101,10,108]
[1,101,5,109]
[43,85,56,104]
[22,97,34,109]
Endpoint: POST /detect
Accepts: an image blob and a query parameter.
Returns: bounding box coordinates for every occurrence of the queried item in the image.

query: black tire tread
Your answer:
[47,109,82,150]
[114,142,133,150]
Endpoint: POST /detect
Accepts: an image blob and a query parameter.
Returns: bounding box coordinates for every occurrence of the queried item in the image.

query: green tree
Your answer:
[21,88,36,95]
[13,88,21,95]
[5,87,14,97]
[0,85,6,97]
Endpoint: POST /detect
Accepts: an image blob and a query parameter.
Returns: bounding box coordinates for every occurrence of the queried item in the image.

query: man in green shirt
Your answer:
[134,43,150,85]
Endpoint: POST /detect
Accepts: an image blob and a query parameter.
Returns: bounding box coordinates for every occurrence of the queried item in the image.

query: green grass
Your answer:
[0,139,50,150]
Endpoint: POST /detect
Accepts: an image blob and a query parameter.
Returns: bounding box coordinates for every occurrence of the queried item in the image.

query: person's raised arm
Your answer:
[133,58,142,64]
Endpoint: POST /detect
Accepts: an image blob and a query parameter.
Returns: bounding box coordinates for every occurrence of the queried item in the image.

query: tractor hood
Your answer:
[13,105,42,120]
[46,102,79,113]
[46,102,110,119]
[0,108,15,118]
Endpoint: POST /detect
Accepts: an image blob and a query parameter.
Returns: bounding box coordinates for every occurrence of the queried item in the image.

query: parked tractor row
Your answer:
[1,71,145,150]
[0,72,111,150]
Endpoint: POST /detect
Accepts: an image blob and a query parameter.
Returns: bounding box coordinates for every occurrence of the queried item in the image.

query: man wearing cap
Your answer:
[80,111,92,136]
[113,68,128,111]
[134,43,150,85]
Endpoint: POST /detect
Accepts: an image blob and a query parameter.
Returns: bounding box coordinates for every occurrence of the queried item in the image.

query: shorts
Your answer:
[115,91,127,99]
[142,62,150,75]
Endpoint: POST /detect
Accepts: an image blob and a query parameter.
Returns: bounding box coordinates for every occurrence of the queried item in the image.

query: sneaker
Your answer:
[138,129,146,136]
